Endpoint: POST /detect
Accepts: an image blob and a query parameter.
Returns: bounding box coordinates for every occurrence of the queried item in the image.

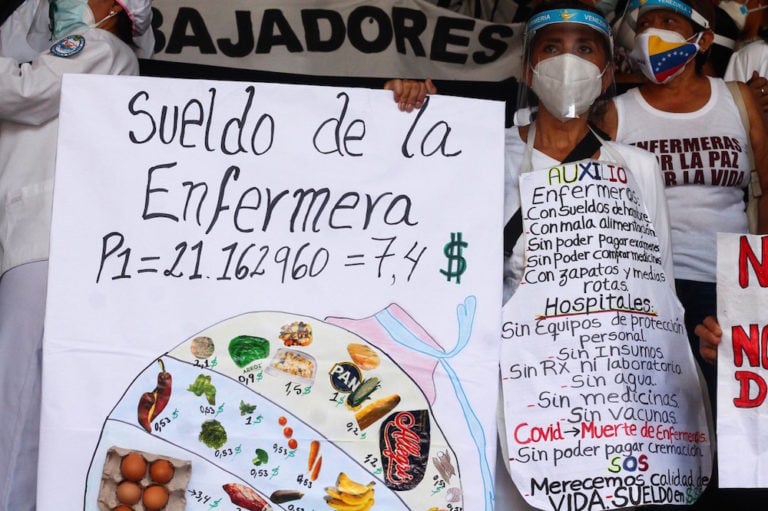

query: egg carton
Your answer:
[98,445,192,511]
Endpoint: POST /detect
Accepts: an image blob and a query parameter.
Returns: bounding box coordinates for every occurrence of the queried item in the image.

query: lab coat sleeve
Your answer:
[0,32,137,126]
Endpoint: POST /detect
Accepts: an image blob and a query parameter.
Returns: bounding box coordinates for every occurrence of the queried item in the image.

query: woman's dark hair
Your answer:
[677,0,717,73]
[708,6,739,77]
[115,9,133,47]
[682,0,717,31]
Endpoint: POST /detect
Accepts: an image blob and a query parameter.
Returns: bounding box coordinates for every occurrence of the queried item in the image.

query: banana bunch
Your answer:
[325,472,375,511]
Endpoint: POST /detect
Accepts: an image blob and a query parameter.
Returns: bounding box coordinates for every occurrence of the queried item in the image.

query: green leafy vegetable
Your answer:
[252,448,269,466]
[199,419,227,449]
[228,335,270,368]
[188,374,217,405]
[240,400,257,416]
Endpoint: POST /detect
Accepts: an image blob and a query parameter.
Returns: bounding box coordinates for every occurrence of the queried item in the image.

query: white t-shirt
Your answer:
[614,77,751,282]
[725,40,768,82]
[502,127,675,301]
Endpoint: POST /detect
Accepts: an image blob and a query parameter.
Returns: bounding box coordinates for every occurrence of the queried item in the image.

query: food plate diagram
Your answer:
[85,305,478,510]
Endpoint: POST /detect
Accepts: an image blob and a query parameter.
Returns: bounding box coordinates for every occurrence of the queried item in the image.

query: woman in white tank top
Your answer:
[597,0,767,383]
[596,0,768,506]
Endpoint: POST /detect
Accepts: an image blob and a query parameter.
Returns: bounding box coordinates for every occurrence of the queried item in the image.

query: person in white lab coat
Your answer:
[0,1,152,508]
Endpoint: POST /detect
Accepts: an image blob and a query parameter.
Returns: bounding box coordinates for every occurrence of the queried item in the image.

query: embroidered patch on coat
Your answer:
[50,35,86,58]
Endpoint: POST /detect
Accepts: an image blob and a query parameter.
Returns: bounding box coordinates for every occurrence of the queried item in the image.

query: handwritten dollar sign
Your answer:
[440,232,467,283]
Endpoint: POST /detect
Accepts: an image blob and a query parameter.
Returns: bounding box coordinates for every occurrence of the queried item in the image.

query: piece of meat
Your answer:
[222,483,272,511]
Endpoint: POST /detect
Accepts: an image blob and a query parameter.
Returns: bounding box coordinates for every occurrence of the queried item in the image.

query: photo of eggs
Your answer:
[97,447,191,511]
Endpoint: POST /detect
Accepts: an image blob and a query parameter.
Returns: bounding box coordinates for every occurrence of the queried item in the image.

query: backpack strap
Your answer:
[725,80,761,198]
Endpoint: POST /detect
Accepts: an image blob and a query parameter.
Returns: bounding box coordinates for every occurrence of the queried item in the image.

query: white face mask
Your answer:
[719,0,768,31]
[630,28,701,84]
[530,54,606,122]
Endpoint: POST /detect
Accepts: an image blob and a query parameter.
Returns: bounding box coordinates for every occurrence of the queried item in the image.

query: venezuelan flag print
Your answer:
[646,35,698,82]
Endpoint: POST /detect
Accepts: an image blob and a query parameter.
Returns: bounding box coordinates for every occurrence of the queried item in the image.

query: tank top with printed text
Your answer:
[614,77,751,282]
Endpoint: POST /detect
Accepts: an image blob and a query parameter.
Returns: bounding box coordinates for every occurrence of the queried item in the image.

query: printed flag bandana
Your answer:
[631,28,699,83]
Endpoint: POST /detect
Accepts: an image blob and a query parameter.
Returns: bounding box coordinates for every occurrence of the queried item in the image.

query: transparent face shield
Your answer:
[615,0,711,50]
[514,8,615,125]
[615,0,642,50]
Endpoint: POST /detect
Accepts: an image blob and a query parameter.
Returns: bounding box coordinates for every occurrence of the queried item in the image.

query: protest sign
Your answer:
[501,159,713,509]
[40,75,504,510]
[149,0,524,80]
[716,233,768,488]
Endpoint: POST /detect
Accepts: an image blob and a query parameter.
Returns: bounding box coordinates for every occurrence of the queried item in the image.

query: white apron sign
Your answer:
[716,233,768,488]
[501,157,712,509]
[41,75,504,511]
[150,0,525,80]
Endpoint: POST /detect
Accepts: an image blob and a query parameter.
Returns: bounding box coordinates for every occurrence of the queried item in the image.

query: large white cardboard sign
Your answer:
[41,75,504,511]
[501,159,713,509]
[717,233,768,488]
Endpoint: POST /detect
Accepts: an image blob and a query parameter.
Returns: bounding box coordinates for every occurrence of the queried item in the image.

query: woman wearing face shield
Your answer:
[387,3,675,288]
[387,6,674,311]
[498,6,710,509]
[501,3,676,298]
[597,0,768,422]
[390,3,689,508]
[0,1,152,509]
[598,3,768,505]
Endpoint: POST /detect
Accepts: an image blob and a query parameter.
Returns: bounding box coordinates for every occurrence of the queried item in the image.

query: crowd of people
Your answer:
[0,0,767,509]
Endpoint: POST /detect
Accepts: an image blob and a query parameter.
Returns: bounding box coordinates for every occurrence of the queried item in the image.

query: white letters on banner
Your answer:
[716,233,768,488]
[501,160,713,509]
[149,0,524,80]
[41,75,504,510]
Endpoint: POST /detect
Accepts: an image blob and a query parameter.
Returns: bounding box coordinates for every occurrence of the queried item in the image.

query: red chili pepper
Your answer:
[137,392,155,432]
[153,360,172,417]
[137,359,173,433]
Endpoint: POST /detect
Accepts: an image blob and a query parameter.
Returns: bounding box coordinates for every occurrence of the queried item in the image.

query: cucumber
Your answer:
[347,377,380,408]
